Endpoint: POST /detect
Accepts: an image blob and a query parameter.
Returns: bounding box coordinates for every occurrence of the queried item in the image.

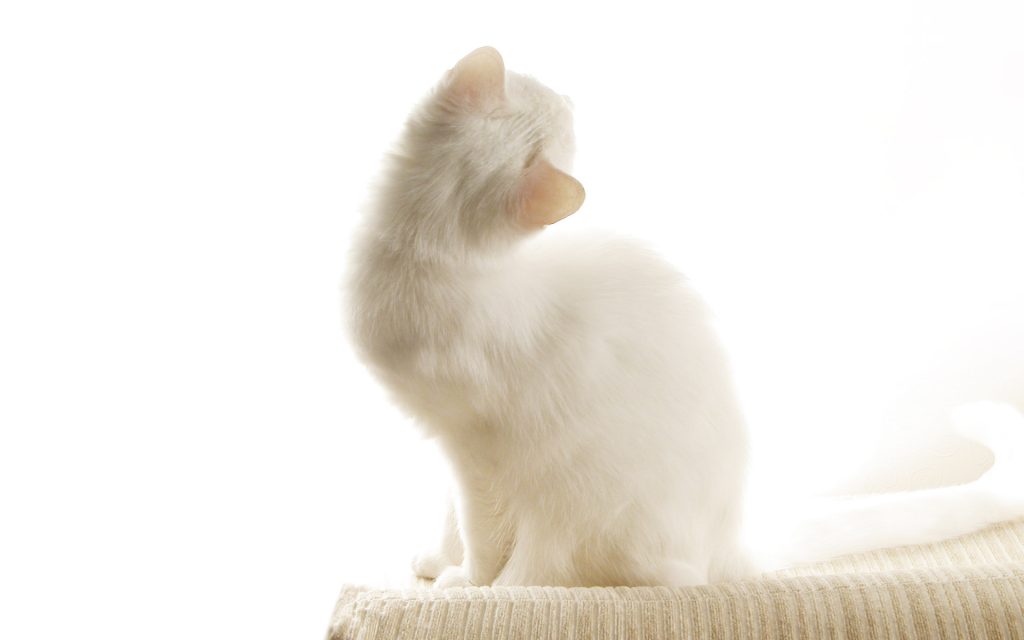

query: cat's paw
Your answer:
[433,565,474,588]
[411,551,450,580]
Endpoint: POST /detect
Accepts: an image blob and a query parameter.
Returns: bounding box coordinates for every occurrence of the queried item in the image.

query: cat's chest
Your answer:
[358,305,519,442]
[352,250,570,429]
[362,309,495,430]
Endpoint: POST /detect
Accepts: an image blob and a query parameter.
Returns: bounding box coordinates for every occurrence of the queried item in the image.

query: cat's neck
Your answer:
[349,216,515,367]
[368,151,525,267]
[358,221,510,279]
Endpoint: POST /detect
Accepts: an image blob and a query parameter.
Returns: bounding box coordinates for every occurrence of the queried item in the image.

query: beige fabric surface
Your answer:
[328,519,1024,639]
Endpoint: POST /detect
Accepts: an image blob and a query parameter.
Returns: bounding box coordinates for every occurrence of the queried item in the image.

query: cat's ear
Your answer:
[447,46,506,107]
[519,159,586,227]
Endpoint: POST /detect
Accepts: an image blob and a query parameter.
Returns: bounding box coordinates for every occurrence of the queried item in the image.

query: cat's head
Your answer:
[393,47,584,253]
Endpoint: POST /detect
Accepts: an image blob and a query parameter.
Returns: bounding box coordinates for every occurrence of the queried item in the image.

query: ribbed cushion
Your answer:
[328,519,1024,639]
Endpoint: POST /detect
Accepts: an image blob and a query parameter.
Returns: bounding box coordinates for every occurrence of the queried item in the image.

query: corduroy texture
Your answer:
[328,519,1024,639]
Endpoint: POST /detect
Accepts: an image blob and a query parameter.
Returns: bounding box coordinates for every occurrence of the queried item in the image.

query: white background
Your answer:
[2,1,1023,638]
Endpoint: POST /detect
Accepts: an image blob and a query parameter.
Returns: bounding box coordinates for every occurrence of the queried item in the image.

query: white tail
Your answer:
[757,402,1024,571]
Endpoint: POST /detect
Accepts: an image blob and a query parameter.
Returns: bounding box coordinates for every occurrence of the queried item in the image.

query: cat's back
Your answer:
[520,229,714,340]
[493,230,736,424]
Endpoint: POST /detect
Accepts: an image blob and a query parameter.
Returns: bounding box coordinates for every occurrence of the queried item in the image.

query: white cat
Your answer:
[347,47,1024,587]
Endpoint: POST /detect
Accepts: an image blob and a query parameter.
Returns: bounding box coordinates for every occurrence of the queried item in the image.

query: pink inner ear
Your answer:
[520,159,586,228]
[448,46,506,106]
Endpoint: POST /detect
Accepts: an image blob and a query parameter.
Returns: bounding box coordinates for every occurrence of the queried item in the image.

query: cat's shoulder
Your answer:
[526,228,685,282]
[528,227,655,257]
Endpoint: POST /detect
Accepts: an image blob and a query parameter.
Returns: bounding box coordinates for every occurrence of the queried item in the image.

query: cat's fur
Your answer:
[347,47,1024,587]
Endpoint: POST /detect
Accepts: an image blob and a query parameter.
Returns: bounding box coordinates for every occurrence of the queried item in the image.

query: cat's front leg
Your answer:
[445,484,510,586]
[412,497,463,580]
